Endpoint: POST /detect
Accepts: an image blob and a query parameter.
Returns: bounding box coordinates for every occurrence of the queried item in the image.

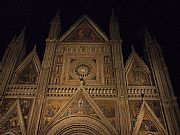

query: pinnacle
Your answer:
[110,8,118,22]
[16,27,26,43]
[51,10,61,23]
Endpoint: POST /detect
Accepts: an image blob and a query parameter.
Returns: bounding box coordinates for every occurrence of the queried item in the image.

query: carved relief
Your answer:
[65,21,102,42]
[16,62,38,85]
[127,60,151,86]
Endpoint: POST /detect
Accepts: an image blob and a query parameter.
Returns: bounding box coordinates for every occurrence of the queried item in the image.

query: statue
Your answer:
[79,76,85,87]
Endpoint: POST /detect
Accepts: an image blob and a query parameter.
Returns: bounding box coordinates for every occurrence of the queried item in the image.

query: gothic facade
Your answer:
[0,11,179,135]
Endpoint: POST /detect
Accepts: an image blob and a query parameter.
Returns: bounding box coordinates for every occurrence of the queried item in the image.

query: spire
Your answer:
[16,27,26,43]
[48,10,61,39]
[9,34,17,45]
[110,9,118,22]
[131,45,135,52]
[51,10,60,23]
[144,28,153,46]
[33,44,37,52]
[110,9,121,40]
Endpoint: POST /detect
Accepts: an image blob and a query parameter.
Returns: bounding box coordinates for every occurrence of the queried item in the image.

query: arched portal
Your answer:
[2,130,19,135]
[46,116,115,135]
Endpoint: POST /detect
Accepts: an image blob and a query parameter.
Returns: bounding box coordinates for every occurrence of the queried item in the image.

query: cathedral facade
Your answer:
[0,11,179,135]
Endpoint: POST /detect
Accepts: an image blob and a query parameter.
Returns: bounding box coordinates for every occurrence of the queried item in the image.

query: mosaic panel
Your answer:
[127,60,151,86]
[16,61,38,85]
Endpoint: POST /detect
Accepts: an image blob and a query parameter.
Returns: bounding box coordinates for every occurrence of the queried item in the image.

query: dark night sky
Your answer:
[0,0,180,104]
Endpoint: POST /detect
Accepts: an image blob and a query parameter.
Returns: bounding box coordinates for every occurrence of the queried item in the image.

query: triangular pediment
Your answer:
[0,100,26,135]
[60,15,109,42]
[13,47,41,85]
[132,102,167,135]
[125,50,152,86]
[41,87,117,134]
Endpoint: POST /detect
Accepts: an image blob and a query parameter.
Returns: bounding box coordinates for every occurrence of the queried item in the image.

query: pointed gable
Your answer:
[0,100,26,135]
[14,47,41,85]
[132,102,167,135]
[60,15,109,42]
[41,88,117,134]
[125,50,152,86]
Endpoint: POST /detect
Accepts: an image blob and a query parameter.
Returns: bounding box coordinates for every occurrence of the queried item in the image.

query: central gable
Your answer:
[60,15,109,42]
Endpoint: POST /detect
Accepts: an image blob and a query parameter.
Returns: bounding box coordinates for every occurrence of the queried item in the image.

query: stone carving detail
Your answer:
[16,62,38,84]
[127,60,150,86]
[65,21,102,42]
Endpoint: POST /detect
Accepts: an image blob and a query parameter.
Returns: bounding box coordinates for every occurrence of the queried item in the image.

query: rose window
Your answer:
[69,61,95,79]
[75,64,91,77]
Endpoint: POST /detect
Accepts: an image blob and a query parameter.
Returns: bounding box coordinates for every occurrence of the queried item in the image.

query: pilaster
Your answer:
[0,28,25,105]
[110,10,131,135]
[27,11,61,135]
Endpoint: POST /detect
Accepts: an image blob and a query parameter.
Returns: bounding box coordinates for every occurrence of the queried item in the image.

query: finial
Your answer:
[51,10,60,23]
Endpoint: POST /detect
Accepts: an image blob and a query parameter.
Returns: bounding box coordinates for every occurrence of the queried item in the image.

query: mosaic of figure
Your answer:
[140,120,157,132]
[65,21,102,42]
[17,62,38,84]
[128,61,150,86]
